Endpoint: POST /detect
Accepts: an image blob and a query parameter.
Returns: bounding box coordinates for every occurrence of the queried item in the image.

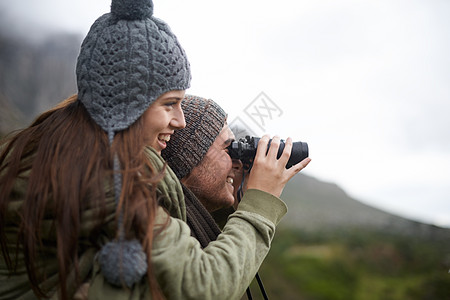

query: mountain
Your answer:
[0,26,80,134]
[0,93,24,135]
[281,173,450,240]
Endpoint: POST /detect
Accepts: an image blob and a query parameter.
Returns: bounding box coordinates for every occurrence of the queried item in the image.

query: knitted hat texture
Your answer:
[162,95,227,179]
[76,0,191,135]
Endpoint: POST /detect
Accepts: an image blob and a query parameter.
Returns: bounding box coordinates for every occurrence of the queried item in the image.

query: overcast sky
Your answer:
[2,0,450,227]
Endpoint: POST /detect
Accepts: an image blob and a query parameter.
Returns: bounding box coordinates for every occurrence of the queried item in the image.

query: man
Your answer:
[162,94,239,247]
[162,95,304,299]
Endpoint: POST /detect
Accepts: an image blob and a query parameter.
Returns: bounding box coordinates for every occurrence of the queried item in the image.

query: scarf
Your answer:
[182,183,222,249]
[144,146,186,221]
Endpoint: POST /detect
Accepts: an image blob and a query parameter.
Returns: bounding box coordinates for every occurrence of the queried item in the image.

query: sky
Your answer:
[2,0,450,227]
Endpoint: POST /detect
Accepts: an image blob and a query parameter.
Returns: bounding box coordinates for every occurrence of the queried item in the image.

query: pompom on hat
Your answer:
[76,0,191,288]
[162,95,227,179]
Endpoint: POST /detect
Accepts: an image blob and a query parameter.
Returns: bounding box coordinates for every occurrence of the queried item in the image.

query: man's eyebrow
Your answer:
[222,138,234,147]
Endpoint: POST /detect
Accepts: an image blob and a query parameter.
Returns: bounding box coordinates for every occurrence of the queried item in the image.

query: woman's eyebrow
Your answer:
[165,97,183,102]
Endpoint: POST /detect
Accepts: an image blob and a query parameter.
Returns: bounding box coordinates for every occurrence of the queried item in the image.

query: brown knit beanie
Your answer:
[162,95,227,179]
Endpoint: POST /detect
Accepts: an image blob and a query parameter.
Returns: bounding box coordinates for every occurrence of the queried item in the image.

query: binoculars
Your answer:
[227,136,309,169]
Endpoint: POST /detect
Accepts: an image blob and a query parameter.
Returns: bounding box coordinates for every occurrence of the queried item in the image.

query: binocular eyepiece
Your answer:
[227,136,309,169]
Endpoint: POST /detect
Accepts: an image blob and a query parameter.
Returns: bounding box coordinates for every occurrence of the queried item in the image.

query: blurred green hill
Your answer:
[1,26,449,300]
[246,174,450,300]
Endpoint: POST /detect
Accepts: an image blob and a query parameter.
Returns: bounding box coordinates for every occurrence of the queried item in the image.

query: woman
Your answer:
[0,0,310,299]
[0,91,186,299]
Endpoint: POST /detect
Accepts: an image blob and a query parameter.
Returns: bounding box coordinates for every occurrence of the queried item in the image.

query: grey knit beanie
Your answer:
[77,0,191,137]
[162,95,227,179]
[75,0,190,288]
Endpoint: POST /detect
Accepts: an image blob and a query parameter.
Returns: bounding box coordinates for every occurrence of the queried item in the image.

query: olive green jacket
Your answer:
[1,147,287,300]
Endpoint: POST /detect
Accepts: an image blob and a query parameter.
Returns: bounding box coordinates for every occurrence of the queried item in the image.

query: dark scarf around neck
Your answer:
[182,183,222,249]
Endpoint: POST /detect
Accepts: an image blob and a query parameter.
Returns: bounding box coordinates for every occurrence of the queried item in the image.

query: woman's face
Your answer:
[143,90,186,154]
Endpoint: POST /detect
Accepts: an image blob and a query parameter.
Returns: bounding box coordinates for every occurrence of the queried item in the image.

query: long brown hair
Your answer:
[0,95,165,299]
